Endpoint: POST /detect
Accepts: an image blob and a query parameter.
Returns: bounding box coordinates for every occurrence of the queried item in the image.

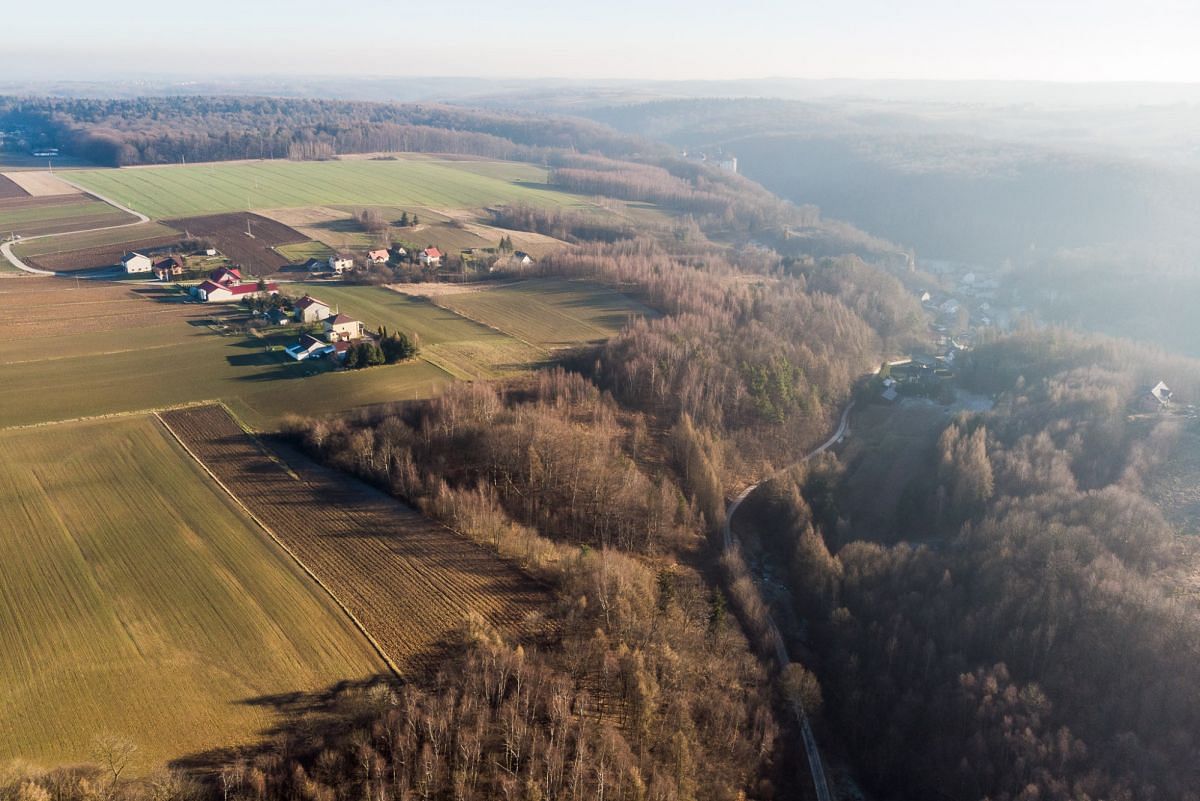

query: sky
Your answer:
[3,0,1200,82]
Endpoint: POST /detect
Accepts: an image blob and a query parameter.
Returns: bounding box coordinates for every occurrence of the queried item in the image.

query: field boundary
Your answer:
[155,407,404,681]
[390,286,551,355]
[0,399,228,434]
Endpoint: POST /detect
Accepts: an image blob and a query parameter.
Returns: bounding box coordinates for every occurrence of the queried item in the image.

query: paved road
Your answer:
[723,400,853,801]
[1,174,150,276]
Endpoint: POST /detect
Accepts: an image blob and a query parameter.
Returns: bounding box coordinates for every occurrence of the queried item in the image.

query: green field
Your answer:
[0,415,387,768]
[293,282,548,379]
[275,240,335,263]
[429,278,657,348]
[65,157,580,220]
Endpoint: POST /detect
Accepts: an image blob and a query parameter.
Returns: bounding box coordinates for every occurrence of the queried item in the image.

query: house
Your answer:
[511,251,533,266]
[266,308,290,326]
[286,333,336,361]
[367,249,390,265]
[418,247,442,267]
[325,313,365,342]
[204,248,218,257]
[209,266,242,285]
[1139,381,1174,412]
[328,255,354,274]
[293,295,332,323]
[194,280,279,303]
[121,252,153,274]
[392,246,408,259]
[153,256,184,281]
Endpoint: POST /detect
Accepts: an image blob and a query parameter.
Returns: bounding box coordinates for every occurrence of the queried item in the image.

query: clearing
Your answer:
[160,405,551,676]
[64,156,582,220]
[0,414,387,769]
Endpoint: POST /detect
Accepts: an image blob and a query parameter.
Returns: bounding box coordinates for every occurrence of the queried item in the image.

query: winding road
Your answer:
[723,400,853,801]
[1,175,150,276]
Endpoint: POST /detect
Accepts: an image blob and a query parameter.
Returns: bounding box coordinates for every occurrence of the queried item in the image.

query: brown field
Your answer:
[160,405,552,675]
[2,171,82,196]
[0,279,211,338]
[163,212,310,274]
[0,174,29,199]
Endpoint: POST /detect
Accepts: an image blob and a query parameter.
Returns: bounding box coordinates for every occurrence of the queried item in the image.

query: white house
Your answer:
[418,247,443,267]
[122,252,153,274]
[194,280,279,303]
[286,333,336,361]
[328,256,354,274]
[325,313,366,342]
[293,295,332,323]
[512,251,533,266]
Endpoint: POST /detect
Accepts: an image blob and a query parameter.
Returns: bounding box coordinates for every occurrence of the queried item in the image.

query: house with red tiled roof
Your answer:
[209,266,242,285]
[367,249,390,265]
[293,295,332,323]
[418,247,442,267]
[194,280,279,303]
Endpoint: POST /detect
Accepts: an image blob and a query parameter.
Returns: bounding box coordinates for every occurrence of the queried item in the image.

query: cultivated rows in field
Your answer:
[0,193,134,237]
[24,232,184,272]
[0,415,386,768]
[163,212,309,274]
[1,171,81,196]
[65,157,579,219]
[1,280,210,339]
[160,405,550,676]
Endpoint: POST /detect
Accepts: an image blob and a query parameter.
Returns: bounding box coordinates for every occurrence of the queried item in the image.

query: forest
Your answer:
[737,327,1200,800]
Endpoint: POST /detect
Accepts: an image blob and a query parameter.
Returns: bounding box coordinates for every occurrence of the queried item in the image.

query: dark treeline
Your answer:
[0,96,657,166]
[742,328,1200,800]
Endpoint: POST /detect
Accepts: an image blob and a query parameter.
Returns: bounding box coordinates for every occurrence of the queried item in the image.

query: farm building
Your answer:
[325,313,366,342]
[209,266,242,285]
[193,280,279,303]
[122,252,153,274]
[367,249,390,265]
[418,247,443,267]
[294,295,332,323]
[286,333,336,361]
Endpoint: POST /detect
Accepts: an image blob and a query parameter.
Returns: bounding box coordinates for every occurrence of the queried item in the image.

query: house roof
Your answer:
[154,256,183,269]
[295,295,329,310]
[423,247,442,258]
[368,249,389,260]
[210,266,241,280]
[299,333,326,349]
[327,313,359,326]
[1150,381,1173,403]
[122,251,148,262]
[197,280,226,293]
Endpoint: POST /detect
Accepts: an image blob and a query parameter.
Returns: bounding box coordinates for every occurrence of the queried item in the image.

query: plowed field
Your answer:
[160,405,551,676]
[163,212,309,274]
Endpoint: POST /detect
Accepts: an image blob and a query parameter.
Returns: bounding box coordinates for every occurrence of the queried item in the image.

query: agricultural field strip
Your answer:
[153,408,405,680]
[160,405,549,675]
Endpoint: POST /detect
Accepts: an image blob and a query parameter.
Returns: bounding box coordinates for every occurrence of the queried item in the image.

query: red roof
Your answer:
[228,282,277,295]
[210,266,242,280]
[295,295,329,310]
[197,280,224,293]
[423,247,442,258]
[327,313,359,325]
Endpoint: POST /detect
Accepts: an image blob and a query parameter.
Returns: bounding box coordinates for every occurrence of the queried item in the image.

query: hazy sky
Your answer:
[3,0,1199,82]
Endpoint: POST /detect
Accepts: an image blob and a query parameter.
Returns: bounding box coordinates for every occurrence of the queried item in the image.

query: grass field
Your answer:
[161,406,550,677]
[0,195,134,237]
[65,157,580,220]
[275,239,335,262]
[0,415,387,768]
[12,221,181,258]
[0,280,455,429]
[428,278,656,348]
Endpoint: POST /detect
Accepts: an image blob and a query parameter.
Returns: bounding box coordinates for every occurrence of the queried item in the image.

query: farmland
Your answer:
[0,279,455,429]
[160,405,551,676]
[290,282,548,379]
[426,277,657,348]
[0,415,387,768]
[65,156,582,220]
[13,221,183,272]
[0,193,135,237]
[0,173,28,199]
[162,212,312,274]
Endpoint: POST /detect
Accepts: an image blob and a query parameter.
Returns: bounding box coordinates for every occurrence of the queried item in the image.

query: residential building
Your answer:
[209,266,242,285]
[325,313,365,342]
[418,247,443,267]
[194,280,279,302]
[367,249,390,265]
[328,255,354,274]
[293,295,332,323]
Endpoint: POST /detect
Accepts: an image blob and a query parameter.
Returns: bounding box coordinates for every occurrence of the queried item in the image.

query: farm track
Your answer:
[160,405,552,677]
